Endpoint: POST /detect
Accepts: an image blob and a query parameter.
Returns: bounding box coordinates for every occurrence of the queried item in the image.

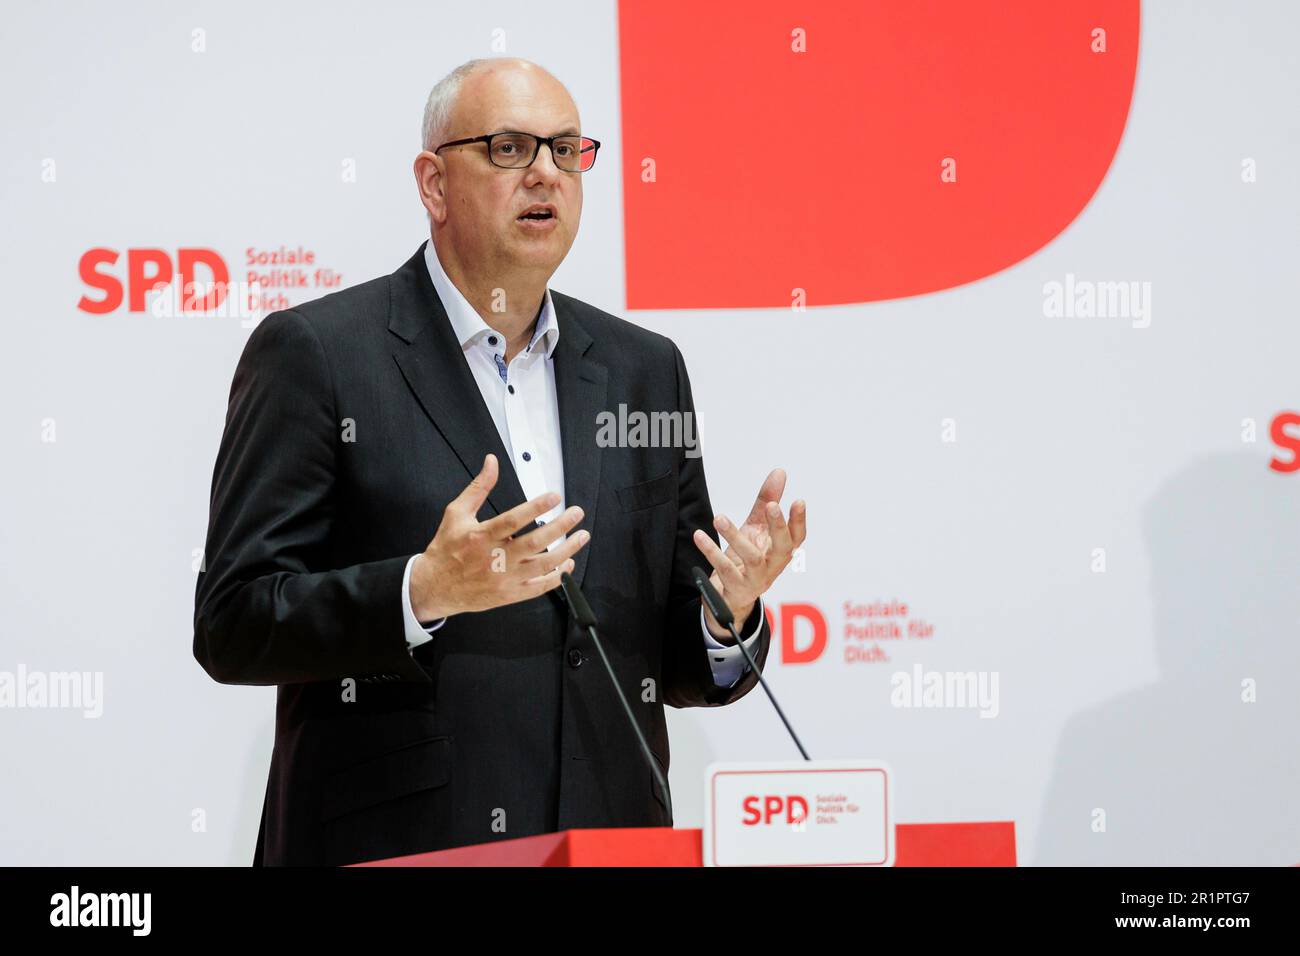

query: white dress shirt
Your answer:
[400,239,762,687]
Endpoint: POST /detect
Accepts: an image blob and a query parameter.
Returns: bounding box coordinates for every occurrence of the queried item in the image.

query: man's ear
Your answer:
[414,151,448,225]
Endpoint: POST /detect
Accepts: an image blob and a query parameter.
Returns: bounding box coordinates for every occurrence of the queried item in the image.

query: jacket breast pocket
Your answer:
[319,734,453,822]
[616,469,675,513]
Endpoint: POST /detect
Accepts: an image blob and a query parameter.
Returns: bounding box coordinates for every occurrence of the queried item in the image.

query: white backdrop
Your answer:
[1,0,1297,865]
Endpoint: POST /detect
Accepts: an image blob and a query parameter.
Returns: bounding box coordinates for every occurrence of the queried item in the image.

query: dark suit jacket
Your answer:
[193,244,770,866]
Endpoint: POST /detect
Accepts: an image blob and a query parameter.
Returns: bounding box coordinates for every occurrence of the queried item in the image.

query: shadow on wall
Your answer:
[1034,453,1300,865]
[664,708,722,831]
[231,716,274,866]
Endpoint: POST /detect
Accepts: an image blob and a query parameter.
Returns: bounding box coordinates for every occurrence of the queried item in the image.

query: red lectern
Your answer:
[352,822,1016,867]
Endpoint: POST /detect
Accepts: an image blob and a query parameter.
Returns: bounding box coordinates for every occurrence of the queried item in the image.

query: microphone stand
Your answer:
[693,566,811,761]
[560,572,672,814]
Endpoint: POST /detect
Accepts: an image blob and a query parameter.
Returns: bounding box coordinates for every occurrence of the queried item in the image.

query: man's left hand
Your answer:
[693,468,807,642]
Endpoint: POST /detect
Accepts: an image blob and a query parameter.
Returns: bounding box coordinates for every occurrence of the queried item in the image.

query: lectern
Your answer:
[351,822,1016,867]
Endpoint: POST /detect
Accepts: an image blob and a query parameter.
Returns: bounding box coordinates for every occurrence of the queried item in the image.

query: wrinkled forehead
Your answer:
[453,64,581,138]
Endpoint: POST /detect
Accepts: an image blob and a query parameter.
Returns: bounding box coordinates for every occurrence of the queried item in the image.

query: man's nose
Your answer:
[524,143,563,185]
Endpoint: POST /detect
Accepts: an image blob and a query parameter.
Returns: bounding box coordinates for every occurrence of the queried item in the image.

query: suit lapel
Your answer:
[387,245,528,520]
[550,293,607,589]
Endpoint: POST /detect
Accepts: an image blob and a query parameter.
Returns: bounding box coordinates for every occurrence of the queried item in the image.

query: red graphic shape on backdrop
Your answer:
[618,1,1139,309]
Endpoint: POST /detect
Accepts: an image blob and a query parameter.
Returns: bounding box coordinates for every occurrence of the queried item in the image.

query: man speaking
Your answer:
[194,57,807,866]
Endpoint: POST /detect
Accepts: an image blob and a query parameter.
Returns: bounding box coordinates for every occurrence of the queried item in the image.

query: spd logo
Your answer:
[1269,412,1300,473]
[77,247,229,314]
[764,603,827,664]
[741,794,809,827]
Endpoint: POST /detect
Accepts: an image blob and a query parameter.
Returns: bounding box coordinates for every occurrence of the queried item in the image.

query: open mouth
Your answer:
[517,206,556,222]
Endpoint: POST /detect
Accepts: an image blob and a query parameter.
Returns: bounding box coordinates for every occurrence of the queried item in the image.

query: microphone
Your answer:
[559,572,672,814]
[692,566,811,760]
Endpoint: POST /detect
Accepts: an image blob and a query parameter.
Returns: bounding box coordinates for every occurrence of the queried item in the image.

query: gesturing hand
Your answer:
[693,468,806,640]
[409,454,590,620]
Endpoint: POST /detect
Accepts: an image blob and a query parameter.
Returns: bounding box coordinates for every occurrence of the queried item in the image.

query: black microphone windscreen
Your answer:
[692,566,734,627]
[560,571,599,628]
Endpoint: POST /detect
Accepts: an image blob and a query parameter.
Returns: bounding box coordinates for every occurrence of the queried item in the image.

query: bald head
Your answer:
[421,58,579,152]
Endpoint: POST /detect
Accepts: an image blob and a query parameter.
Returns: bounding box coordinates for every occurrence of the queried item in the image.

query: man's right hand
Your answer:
[409,453,589,621]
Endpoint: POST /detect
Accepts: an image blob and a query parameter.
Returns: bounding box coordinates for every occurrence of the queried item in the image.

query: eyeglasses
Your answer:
[435,131,601,172]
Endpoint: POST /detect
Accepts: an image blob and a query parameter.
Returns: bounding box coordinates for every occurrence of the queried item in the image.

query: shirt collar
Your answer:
[423,239,559,359]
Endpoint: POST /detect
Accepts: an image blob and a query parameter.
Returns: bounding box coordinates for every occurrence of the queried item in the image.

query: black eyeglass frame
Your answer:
[434,131,601,172]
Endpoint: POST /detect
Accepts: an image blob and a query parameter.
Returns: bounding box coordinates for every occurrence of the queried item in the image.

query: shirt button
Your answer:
[488,335,498,346]
[508,384,515,394]
[522,451,531,462]
[567,648,584,669]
